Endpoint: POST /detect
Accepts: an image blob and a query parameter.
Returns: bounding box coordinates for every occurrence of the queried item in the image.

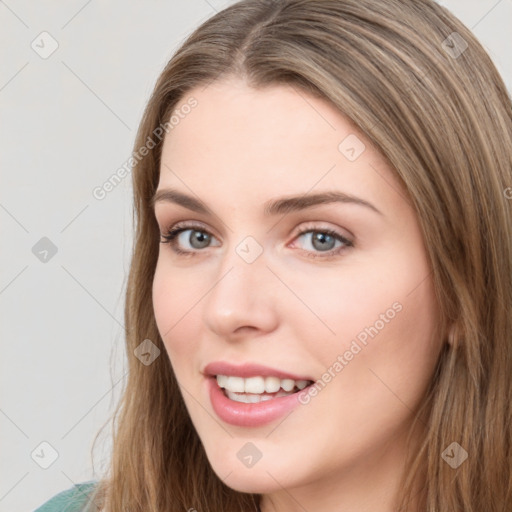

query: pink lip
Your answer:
[206,376,310,427]
[203,361,314,381]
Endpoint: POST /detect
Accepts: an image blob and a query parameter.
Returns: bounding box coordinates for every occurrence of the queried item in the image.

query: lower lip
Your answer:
[207,377,307,427]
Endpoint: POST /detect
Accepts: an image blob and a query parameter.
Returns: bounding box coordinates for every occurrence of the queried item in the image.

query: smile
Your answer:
[216,375,312,403]
[203,361,316,426]
[207,375,315,427]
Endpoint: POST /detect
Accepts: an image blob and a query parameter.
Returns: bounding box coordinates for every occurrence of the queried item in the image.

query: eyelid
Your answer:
[159,219,354,259]
[158,219,351,240]
[160,219,218,240]
[290,221,353,242]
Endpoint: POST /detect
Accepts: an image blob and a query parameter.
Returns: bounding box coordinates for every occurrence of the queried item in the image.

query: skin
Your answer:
[152,76,443,512]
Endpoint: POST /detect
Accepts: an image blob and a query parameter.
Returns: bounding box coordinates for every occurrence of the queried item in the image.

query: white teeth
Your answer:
[296,380,309,390]
[244,376,265,394]
[281,378,295,392]
[226,389,296,403]
[264,376,281,393]
[215,374,312,395]
[216,374,228,389]
[224,391,259,403]
[226,376,245,393]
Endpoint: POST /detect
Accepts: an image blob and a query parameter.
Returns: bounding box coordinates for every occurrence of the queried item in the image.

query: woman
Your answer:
[36,0,512,510]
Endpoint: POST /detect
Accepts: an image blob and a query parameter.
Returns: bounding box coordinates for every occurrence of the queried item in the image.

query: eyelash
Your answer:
[159,222,353,260]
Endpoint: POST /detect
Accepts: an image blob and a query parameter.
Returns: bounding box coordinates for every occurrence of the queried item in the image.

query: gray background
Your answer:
[0,1,510,511]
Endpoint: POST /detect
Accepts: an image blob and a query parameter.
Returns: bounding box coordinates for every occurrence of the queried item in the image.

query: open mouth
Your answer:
[215,374,315,404]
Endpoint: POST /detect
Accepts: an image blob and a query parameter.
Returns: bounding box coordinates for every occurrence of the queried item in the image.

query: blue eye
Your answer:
[160,226,218,257]
[293,229,351,258]
[159,224,353,260]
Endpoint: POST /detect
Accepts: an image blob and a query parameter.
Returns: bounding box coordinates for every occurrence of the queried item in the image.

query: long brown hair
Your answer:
[86,1,512,510]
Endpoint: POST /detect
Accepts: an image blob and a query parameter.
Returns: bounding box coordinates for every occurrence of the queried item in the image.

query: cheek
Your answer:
[289,238,439,386]
[277,258,411,366]
[368,271,441,385]
[152,259,203,364]
[320,249,440,405]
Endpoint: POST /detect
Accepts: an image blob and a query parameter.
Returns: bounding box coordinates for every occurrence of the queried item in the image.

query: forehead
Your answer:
[166,78,360,147]
[156,77,407,219]
[161,79,375,171]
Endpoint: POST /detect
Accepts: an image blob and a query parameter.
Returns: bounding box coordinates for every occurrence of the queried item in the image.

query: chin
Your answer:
[212,466,282,494]
[203,445,304,495]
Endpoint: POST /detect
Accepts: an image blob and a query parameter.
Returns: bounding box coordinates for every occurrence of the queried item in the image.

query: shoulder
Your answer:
[33,481,98,512]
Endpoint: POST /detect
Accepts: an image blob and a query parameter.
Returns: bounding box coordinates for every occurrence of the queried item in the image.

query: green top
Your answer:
[34,481,98,512]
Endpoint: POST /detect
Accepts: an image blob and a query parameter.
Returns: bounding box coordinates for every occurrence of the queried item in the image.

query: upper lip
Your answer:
[203,361,314,382]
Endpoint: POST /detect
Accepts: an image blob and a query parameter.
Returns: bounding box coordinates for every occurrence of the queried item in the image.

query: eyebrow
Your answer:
[151,188,383,217]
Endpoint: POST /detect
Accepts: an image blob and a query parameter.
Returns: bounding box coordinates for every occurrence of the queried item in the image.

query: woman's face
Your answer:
[152,77,442,508]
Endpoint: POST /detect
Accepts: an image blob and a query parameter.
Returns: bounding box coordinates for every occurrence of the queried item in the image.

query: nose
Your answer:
[202,242,279,339]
